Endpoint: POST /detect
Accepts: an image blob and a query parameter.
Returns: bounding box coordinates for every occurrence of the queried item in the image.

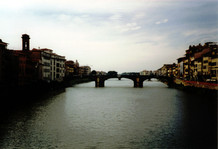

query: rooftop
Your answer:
[0,39,8,46]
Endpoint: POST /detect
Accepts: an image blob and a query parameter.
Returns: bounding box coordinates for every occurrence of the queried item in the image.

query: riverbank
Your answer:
[1,77,92,97]
[165,78,218,97]
[174,78,218,90]
[0,77,92,114]
[1,77,217,112]
[64,77,92,87]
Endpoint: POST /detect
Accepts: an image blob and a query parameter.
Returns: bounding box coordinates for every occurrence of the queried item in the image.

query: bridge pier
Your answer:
[134,77,143,88]
[95,77,105,87]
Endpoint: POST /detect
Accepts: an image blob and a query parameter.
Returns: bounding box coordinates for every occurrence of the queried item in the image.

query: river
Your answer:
[0,78,217,148]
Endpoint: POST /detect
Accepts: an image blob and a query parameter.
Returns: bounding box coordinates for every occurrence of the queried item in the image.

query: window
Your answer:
[44,62,50,66]
[44,68,50,72]
[211,70,216,77]
[211,62,216,66]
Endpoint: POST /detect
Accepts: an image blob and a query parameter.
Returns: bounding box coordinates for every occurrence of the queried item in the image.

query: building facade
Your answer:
[1,34,67,86]
[140,70,152,76]
[65,60,80,78]
[51,53,66,82]
[79,66,91,76]
[157,42,218,82]
[32,48,66,82]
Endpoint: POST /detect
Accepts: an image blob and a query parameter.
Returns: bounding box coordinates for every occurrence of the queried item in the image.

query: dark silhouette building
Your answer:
[0,39,8,86]
[0,39,19,87]
[13,34,38,86]
[22,34,30,52]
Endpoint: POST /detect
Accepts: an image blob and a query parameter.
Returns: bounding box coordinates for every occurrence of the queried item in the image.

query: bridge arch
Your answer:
[104,78,133,87]
[120,75,150,87]
[93,75,151,87]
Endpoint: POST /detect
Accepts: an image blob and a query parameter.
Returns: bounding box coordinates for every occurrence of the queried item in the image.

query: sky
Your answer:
[0,0,217,73]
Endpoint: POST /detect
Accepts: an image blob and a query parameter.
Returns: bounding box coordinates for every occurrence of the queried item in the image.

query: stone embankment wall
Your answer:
[174,78,218,90]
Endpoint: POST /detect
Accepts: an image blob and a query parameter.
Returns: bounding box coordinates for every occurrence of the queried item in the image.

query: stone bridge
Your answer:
[90,75,154,87]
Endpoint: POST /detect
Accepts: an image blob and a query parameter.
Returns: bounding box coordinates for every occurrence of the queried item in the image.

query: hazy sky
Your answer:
[0,0,217,73]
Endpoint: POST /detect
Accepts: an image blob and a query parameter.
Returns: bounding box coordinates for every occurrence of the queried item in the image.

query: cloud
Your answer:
[109,14,122,21]
[57,14,72,22]
[115,22,141,33]
[183,28,218,37]
[155,19,168,25]
[126,23,141,30]
[0,0,217,72]
[132,12,145,20]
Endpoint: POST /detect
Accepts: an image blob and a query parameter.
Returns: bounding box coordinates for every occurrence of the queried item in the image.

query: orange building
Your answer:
[12,34,38,86]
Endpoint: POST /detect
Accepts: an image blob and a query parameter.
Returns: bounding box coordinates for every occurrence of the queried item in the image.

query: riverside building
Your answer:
[158,42,218,82]
[0,34,66,87]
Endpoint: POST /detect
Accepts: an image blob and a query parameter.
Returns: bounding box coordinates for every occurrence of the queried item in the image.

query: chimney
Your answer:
[22,34,30,51]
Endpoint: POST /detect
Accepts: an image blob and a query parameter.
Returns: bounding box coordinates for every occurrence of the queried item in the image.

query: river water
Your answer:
[0,79,217,148]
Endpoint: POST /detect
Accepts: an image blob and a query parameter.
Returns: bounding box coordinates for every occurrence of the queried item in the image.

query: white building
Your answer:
[51,53,66,82]
[32,48,65,82]
[41,49,52,82]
